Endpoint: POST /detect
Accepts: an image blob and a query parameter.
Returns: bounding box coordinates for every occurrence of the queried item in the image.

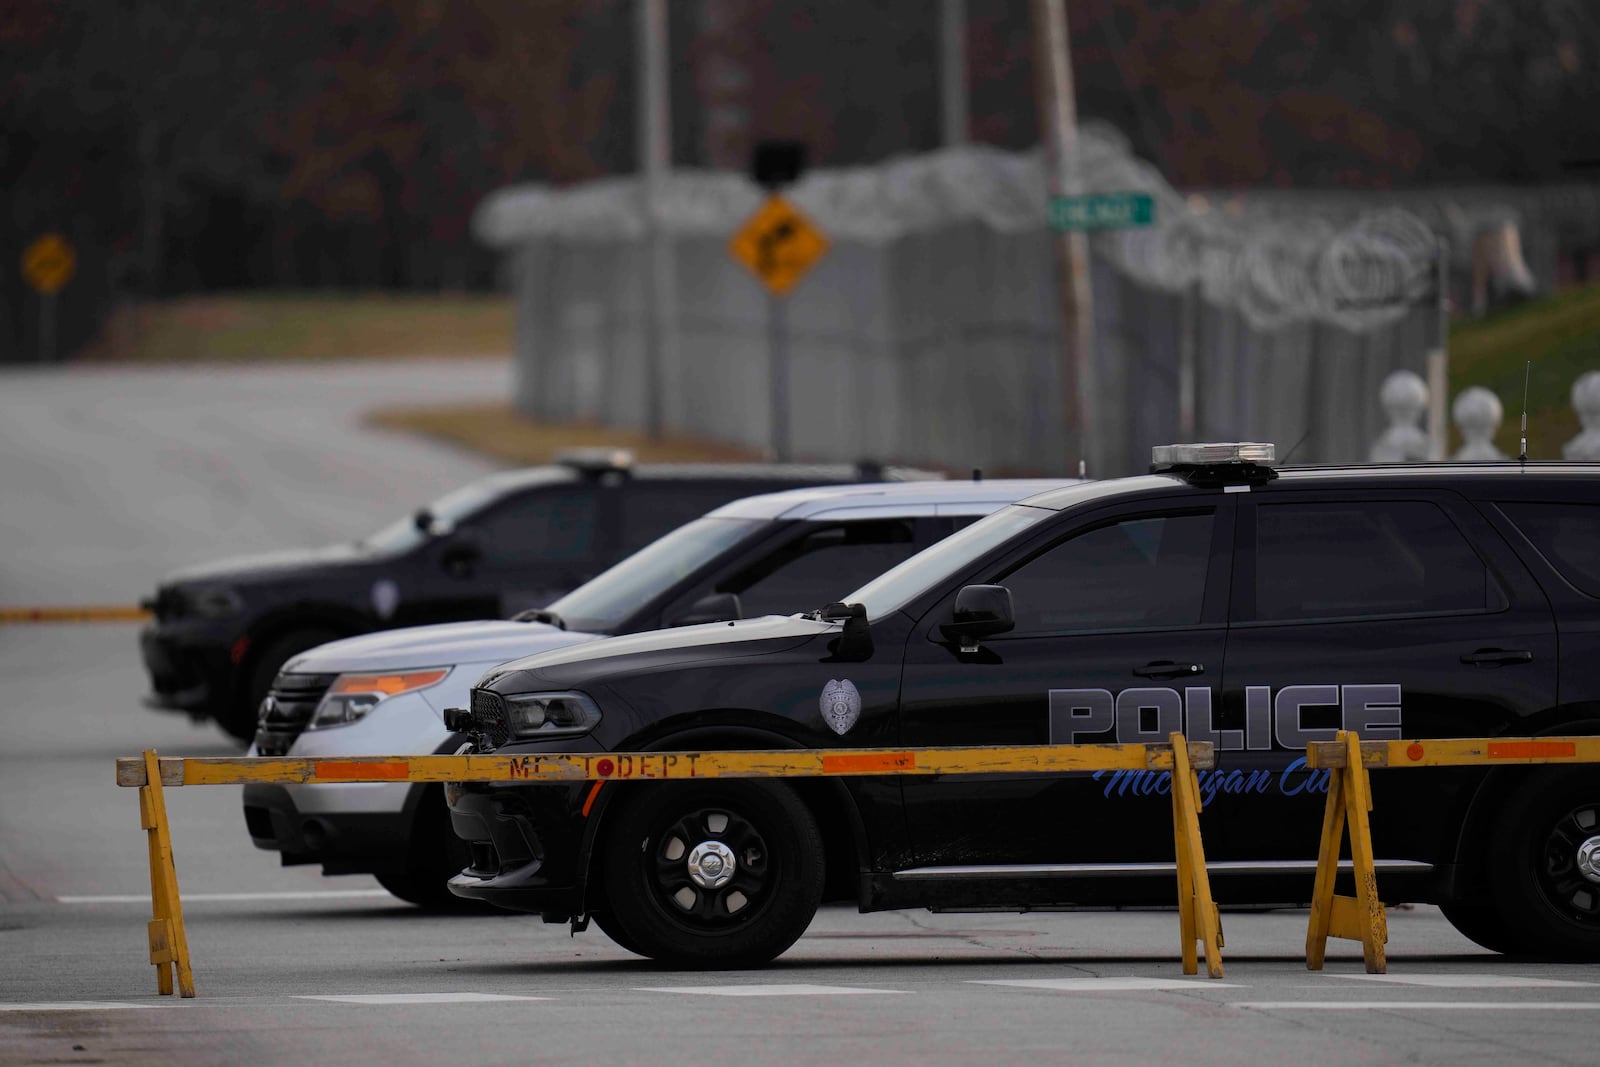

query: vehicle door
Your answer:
[896,497,1233,869]
[432,485,610,618]
[1214,488,1558,869]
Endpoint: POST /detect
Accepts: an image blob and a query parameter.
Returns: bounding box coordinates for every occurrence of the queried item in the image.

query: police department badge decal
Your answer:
[820,679,861,735]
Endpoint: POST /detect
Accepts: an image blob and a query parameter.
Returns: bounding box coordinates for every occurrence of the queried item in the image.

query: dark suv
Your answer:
[447,446,1600,966]
[140,452,933,740]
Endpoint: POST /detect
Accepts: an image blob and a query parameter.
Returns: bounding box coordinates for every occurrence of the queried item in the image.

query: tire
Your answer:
[601,781,824,968]
[1438,897,1523,955]
[589,910,643,955]
[224,629,341,742]
[1488,767,1600,960]
[375,789,493,913]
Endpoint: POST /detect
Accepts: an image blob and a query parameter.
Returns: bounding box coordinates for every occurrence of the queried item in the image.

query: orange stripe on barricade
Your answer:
[821,752,916,774]
[1488,740,1577,760]
[314,761,409,781]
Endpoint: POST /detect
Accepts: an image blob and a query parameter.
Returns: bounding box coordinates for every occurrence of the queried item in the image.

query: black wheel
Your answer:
[1438,897,1523,955]
[375,789,493,913]
[589,911,643,955]
[1489,768,1600,959]
[226,629,340,742]
[601,781,824,968]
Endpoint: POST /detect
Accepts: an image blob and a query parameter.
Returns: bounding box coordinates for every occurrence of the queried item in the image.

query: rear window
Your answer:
[1499,502,1600,598]
[1251,500,1502,622]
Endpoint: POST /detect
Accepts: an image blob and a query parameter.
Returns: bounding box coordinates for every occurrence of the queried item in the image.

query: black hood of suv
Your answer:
[159,542,381,588]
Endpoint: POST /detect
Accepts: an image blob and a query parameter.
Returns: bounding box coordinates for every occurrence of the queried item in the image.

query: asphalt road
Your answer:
[3,359,1599,1067]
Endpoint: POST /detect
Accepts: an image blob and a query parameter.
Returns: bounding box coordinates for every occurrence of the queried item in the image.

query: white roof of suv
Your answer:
[710,479,1074,521]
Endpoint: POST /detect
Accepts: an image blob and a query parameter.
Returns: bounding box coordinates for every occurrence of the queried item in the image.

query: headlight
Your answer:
[477,690,602,742]
[188,586,244,619]
[309,668,450,729]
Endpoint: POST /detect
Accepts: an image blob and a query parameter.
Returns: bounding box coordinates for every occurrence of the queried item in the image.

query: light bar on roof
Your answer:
[1151,442,1276,467]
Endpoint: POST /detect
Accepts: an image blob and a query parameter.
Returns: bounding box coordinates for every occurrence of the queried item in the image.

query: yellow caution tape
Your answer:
[0,605,151,624]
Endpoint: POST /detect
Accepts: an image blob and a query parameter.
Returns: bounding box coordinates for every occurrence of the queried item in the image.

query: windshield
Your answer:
[545,516,766,633]
[360,471,566,554]
[843,504,1054,620]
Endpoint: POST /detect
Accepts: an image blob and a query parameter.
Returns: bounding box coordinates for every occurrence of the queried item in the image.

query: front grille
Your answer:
[252,672,336,755]
[469,689,512,750]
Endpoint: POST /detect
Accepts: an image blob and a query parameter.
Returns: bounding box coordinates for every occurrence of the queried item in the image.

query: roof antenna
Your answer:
[1518,360,1532,464]
[1279,428,1312,466]
[1078,459,1087,478]
[971,467,983,482]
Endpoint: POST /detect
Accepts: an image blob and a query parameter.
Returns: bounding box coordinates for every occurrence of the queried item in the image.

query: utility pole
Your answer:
[940,0,968,147]
[1031,0,1098,475]
[637,0,676,439]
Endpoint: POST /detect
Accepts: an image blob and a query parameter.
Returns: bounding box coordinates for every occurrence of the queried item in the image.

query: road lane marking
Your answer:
[296,994,550,1005]
[637,984,907,997]
[1327,974,1595,988]
[971,978,1242,991]
[0,1003,156,1012]
[58,890,392,904]
[1235,1002,1600,1011]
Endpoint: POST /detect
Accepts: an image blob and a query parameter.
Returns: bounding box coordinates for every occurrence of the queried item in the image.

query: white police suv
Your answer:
[242,478,1074,907]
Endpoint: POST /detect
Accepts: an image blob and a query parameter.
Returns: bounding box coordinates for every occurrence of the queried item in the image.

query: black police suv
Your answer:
[141,451,931,740]
[447,446,1600,967]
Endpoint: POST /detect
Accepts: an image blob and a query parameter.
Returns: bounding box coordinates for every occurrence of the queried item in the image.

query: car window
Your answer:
[472,488,601,565]
[545,516,766,632]
[847,505,1055,620]
[361,471,569,553]
[995,511,1214,634]
[618,484,762,553]
[1498,501,1600,598]
[1251,500,1501,622]
[722,520,920,618]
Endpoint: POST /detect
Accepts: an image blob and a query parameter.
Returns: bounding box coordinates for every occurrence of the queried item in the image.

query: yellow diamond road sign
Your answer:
[729,196,829,296]
[22,233,76,296]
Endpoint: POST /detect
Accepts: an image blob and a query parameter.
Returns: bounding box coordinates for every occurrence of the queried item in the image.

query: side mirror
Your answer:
[670,591,743,627]
[441,536,482,579]
[939,584,1014,652]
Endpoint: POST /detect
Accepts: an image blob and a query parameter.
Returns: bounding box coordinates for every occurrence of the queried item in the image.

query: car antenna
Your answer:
[1518,359,1532,465]
[972,467,983,482]
[1279,428,1312,465]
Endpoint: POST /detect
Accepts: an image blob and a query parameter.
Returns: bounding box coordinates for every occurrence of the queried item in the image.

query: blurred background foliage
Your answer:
[2,0,1596,361]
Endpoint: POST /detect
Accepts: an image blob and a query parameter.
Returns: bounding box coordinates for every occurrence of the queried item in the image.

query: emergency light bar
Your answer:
[556,448,637,476]
[1150,442,1278,487]
[1151,442,1276,466]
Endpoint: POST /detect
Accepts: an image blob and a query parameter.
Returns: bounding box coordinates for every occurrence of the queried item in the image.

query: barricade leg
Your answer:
[1340,732,1387,973]
[1169,733,1224,978]
[139,750,195,997]
[1304,731,1386,973]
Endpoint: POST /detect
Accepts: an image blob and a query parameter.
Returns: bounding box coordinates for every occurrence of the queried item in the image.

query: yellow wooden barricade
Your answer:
[115,734,1224,996]
[0,604,151,623]
[1303,732,1600,973]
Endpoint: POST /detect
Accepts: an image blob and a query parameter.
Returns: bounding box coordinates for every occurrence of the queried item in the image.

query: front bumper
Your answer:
[139,622,235,717]
[444,782,589,918]
[243,782,415,875]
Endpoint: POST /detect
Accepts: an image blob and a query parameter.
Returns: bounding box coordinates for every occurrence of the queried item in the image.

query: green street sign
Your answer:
[1049,192,1156,231]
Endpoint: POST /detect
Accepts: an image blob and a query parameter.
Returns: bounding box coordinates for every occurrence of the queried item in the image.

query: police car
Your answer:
[445,444,1600,966]
[242,478,1070,908]
[140,452,933,740]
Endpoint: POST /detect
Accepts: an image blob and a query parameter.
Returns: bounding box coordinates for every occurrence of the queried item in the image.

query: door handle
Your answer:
[1460,648,1534,667]
[1132,660,1205,679]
